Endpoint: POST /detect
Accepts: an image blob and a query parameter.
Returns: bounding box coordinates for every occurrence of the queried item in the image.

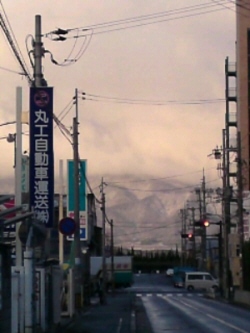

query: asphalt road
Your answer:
[63,273,250,333]
[130,273,250,333]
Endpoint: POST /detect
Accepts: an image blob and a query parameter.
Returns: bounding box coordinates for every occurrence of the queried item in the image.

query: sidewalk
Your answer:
[61,291,136,333]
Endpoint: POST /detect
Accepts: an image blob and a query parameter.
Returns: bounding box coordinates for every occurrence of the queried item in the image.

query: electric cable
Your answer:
[106,167,217,184]
[80,92,225,106]
[56,1,234,38]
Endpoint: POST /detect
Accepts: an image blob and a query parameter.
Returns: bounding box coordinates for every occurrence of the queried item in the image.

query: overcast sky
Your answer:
[0,0,236,193]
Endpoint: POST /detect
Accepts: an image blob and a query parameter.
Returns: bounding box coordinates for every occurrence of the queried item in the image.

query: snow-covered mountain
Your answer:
[93,175,194,250]
[1,174,221,250]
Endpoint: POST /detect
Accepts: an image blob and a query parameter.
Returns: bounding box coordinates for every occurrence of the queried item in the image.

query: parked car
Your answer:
[173,266,197,288]
[184,271,219,291]
[166,268,174,277]
[173,271,186,288]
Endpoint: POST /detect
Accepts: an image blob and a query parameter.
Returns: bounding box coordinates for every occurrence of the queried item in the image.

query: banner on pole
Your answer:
[29,87,54,227]
[67,159,87,240]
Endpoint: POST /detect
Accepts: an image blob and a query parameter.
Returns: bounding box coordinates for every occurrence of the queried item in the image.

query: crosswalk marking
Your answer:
[136,293,203,298]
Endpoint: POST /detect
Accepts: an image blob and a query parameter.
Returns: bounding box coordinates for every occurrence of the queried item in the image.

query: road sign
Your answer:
[66,211,87,240]
[59,217,76,236]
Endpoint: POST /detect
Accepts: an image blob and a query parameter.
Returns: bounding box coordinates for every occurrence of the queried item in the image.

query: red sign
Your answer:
[0,198,15,218]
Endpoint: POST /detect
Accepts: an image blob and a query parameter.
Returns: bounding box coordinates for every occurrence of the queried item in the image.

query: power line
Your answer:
[106,183,200,193]
[0,1,32,85]
[80,92,225,106]
[48,1,233,39]
[113,224,178,239]
[105,176,221,193]
[0,65,26,76]
[115,221,179,229]
[105,168,218,185]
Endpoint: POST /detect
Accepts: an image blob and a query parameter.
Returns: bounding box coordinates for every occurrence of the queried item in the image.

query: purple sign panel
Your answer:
[29,87,54,227]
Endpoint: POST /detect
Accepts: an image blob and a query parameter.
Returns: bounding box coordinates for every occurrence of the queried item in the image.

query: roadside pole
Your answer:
[237,131,244,289]
[201,171,207,271]
[101,178,107,304]
[190,207,196,264]
[73,88,82,308]
[59,159,64,265]
[26,14,48,332]
[15,86,23,266]
[111,219,115,294]
[222,128,230,299]
[24,247,33,333]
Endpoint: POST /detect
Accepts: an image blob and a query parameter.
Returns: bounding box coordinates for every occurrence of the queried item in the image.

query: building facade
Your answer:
[236,0,250,191]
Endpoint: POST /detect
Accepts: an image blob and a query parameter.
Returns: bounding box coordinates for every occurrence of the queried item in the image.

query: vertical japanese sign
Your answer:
[21,155,29,212]
[21,155,29,193]
[29,87,54,228]
[67,159,87,240]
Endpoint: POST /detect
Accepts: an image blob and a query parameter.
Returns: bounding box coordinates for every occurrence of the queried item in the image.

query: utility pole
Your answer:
[73,88,82,308]
[180,208,187,266]
[237,131,244,289]
[100,178,107,304]
[201,171,207,270]
[218,221,223,295]
[34,15,46,87]
[222,128,230,299]
[73,89,81,265]
[190,207,196,264]
[210,130,230,298]
[110,219,115,294]
[195,187,203,269]
[59,160,64,265]
[25,15,46,333]
[15,87,23,266]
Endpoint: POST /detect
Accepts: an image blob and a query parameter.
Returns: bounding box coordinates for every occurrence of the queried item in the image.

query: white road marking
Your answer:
[170,298,249,333]
[116,317,123,333]
[206,313,249,333]
[136,293,204,298]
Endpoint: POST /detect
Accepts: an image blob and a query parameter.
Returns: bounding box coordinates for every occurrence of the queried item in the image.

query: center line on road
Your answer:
[116,317,123,333]
[206,313,249,333]
[178,300,199,310]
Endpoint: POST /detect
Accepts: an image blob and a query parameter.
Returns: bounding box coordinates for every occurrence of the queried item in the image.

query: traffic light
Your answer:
[181,233,194,240]
[194,220,210,227]
[203,220,210,227]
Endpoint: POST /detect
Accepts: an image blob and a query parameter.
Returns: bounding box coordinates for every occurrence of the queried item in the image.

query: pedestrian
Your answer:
[96,278,104,304]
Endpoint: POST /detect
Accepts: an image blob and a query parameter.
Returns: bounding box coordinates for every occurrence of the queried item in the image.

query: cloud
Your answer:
[0,1,235,190]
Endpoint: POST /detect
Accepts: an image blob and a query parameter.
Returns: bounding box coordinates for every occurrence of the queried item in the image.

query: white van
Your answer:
[184,272,219,291]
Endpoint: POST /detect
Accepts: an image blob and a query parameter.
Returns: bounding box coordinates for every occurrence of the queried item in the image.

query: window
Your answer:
[204,274,212,280]
[187,274,203,280]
